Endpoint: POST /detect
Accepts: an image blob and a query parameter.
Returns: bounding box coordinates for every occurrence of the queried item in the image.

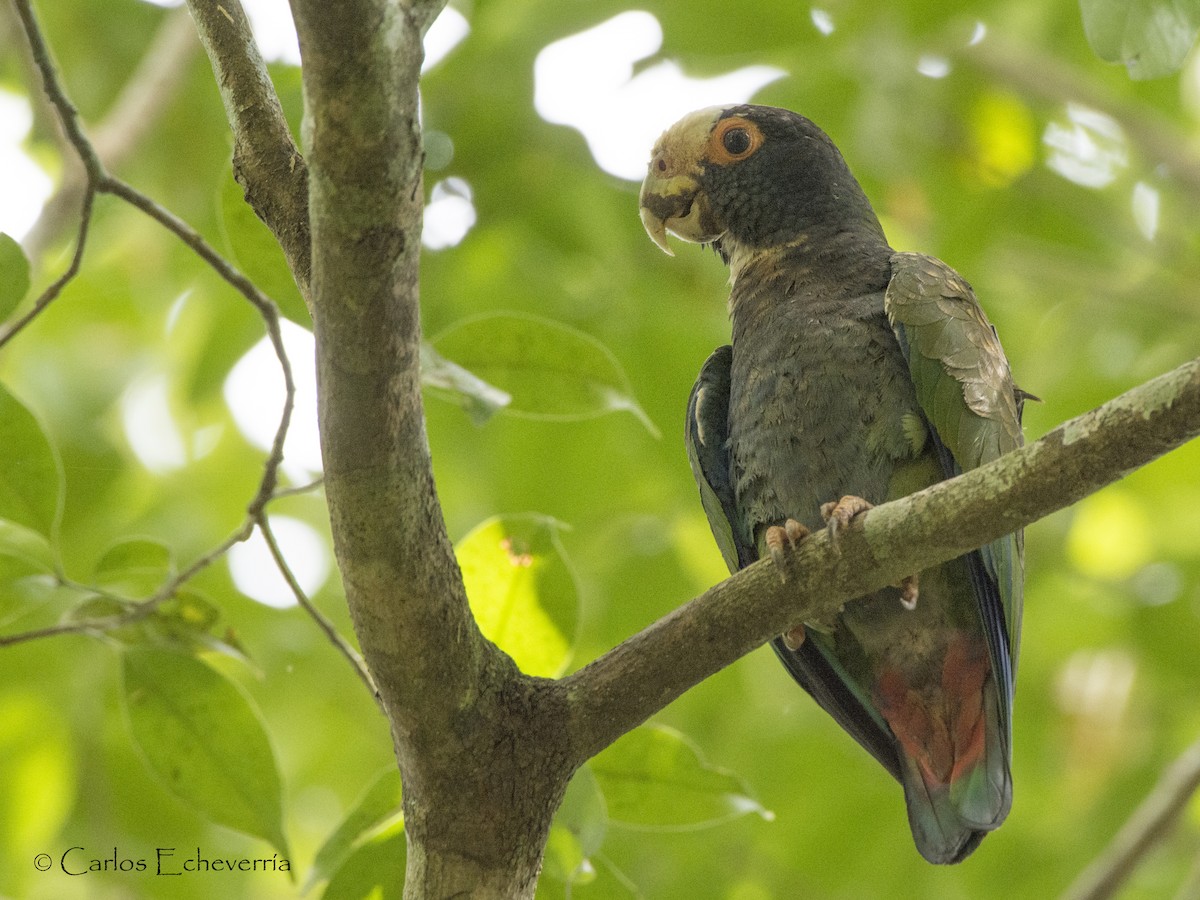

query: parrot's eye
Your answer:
[710,116,764,164]
[723,128,751,155]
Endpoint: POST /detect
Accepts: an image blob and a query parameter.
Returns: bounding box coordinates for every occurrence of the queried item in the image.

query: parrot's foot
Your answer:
[765,519,810,582]
[767,520,812,649]
[782,624,806,650]
[820,495,874,545]
[896,573,919,610]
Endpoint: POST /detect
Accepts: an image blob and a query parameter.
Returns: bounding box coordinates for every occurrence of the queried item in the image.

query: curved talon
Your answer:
[820,495,874,546]
[766,518,810,582]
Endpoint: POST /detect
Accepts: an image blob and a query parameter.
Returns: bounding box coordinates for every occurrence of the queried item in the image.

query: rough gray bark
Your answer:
[186,2,1200,897]
[287,0,573,894]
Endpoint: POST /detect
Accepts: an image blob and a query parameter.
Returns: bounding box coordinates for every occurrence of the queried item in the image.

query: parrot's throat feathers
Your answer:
[723,228,892,318]
[722,237,800,295]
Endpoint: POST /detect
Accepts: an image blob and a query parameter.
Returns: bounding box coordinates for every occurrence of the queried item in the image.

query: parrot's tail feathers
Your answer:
[897,755,986,864]
[949,677,1012,829]
[877,635,1013,864]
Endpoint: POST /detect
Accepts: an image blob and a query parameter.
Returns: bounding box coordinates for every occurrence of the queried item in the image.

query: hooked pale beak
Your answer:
[638,106,728,255]
[638,172,723,256]
[639,202,675,256]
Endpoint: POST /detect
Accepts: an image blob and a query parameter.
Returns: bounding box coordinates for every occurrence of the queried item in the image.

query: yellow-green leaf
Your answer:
[216,168,309,325]
[456,514,578,677]
[321,826,406,900]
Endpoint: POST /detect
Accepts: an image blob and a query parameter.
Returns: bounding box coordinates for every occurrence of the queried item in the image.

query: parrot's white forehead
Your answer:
[649,106,735,168]
[673,105,730,131]
[657,105,730,143]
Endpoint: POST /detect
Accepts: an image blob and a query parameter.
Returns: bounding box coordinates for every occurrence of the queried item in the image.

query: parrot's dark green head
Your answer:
[639,105,886,261]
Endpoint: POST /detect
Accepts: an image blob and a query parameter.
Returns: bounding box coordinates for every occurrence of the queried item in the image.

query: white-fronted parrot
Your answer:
[639,104,1027,864]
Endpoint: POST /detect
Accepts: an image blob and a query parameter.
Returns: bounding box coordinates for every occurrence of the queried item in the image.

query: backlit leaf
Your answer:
[217,168,310,325]
[321,827,406,900]
[0,517,55,575]
[456,514,578,677]
[94,537,174,596]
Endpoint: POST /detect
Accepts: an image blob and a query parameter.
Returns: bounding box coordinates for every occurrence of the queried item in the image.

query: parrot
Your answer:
[639,104,1026,864]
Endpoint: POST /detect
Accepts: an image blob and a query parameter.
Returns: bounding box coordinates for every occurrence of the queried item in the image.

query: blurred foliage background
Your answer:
[2,0,1200,897]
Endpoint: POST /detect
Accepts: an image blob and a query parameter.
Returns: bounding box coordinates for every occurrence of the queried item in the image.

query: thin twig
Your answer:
[9,0,103,175]
[270,477,325,501]
[0,0,105,349]
[0,521,252,649]
[1,0,297,650]
[0,468,331,651]
[255,513,382,708]
[23,5,200,260]
[12,0,295,508]
[1062,735,1200,900]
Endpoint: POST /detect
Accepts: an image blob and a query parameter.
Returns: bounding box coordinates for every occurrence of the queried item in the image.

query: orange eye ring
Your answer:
[709,116,764,164]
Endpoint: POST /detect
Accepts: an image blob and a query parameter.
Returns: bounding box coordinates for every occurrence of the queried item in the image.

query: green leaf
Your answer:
[94,537,174,596]
[431,312,659,435]
[543,766,607,886]
[0,233,30,321]
[121,646,288,855]
[0,517,55,575]
[590,725,772,831]
[321,828,406,900]
[456,514,579,677]
[1080,0,1200,78]
[216,168,310,325]
[306,768,403,892]
[0,382,63,537]
[420,340,512,425]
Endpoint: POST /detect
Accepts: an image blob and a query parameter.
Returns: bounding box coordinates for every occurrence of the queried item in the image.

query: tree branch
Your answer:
[1062,733,1200,900]
[563,356,1200,763]
[186,0,311,299]
[288,0,487,748]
